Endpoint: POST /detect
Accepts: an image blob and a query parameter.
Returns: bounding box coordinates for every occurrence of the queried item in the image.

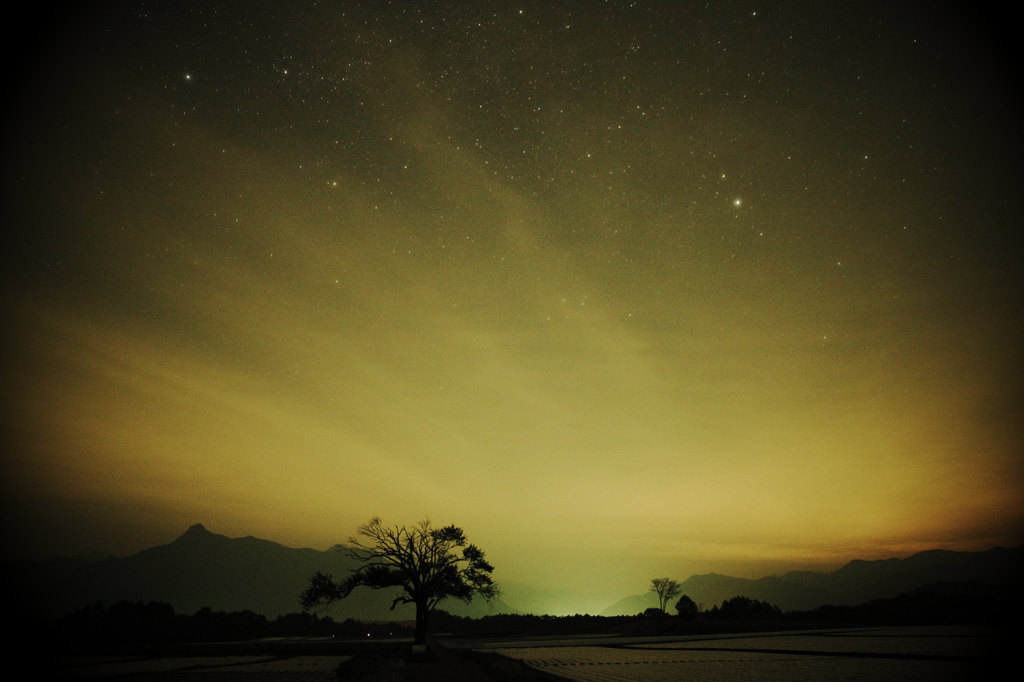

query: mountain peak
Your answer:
[175,524,217,543]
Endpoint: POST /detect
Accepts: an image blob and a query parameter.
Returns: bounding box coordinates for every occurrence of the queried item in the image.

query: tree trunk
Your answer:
[414,601,429,645]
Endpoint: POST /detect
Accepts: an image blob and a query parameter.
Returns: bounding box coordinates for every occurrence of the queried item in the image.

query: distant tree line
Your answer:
[44,600,412,653]
[42,580,1018,651]
[792,582,1017,627]
[658,581,1017,629]
[646,575,784,623]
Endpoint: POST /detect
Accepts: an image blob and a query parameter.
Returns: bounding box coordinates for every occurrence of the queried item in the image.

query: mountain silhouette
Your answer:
[10,524,514,622]
[10,527,1020,622]
[599,545,1023,615]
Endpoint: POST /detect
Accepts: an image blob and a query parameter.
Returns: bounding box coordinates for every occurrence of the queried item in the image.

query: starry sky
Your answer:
[3,1,1022,613]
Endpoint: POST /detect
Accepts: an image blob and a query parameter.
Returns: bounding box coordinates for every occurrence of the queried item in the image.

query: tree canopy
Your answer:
[300,517,497,644]
[675,594,699,618]
[710,595,781,619]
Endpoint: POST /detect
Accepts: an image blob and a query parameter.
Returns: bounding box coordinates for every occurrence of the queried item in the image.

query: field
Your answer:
[479,625,1008,681]
[50,624,1011,680]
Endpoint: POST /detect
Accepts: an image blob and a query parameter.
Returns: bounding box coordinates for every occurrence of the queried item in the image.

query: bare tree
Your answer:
[300,517,498,645]
[650,577,681,613]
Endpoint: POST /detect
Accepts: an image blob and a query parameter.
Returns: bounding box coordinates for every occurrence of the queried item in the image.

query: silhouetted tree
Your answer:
[675,594,699,619]
[300,517,498,646]
[649,577,681,613]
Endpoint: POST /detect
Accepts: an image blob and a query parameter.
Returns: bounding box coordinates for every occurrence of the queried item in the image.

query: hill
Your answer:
[600,545,1024,615]
[10,526,1020,622]
[7,524,514,622]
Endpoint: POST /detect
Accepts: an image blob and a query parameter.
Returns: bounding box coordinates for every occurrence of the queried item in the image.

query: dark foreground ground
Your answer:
[46,625,1018,681]
[46,637,555,681]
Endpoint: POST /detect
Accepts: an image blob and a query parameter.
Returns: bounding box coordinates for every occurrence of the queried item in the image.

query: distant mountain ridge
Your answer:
[600,545,1024,616]
[9,526,1020,622]
[9,524,513,622]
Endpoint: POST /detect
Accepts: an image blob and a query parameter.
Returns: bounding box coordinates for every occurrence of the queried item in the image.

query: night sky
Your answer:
[3,1,1022,613]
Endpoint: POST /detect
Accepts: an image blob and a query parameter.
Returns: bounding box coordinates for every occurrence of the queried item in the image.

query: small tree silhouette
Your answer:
[675,594,699,619]
[650,577,682,613]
